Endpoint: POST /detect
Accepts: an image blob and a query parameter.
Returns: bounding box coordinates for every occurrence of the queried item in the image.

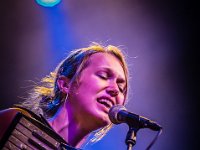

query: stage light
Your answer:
[35,0,61,7]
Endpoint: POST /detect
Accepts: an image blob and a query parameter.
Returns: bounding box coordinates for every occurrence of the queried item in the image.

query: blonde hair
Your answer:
[20,42,129,143]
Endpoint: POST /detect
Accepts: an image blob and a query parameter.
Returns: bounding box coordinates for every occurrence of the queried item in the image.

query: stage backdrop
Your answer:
[0,0,197,150]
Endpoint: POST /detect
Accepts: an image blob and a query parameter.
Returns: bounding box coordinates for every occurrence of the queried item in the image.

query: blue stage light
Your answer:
[35,0,61,7]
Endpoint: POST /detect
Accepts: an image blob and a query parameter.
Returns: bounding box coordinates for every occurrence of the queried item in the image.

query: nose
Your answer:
[106,87,119,97]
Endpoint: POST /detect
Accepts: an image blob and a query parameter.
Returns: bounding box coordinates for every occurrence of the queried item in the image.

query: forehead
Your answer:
[86,53,125,79]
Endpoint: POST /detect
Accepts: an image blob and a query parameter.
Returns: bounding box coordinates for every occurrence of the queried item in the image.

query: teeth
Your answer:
[98,99,113,108]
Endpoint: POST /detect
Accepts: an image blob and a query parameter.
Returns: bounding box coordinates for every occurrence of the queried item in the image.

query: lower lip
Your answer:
[97,102,110,113]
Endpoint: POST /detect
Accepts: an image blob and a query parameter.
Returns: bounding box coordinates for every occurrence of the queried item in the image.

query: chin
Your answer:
[97,114,111,127]
[90,108,111,127]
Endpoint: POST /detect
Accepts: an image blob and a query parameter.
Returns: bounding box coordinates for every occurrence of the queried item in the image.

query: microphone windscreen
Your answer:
[108,105,127,124]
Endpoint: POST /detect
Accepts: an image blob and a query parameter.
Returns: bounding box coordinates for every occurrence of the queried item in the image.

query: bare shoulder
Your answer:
[0,108,19,140]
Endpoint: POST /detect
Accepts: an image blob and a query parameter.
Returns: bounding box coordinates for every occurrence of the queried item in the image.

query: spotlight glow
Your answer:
[35,0,61,7]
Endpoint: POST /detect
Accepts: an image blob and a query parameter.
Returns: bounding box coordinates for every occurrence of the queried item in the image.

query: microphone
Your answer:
[108,105,162,131]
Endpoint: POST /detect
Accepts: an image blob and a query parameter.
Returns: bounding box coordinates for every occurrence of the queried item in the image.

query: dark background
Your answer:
[0,0,198,149]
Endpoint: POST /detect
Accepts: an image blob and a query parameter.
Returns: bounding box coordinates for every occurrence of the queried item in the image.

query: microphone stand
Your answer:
[125,125,139,150]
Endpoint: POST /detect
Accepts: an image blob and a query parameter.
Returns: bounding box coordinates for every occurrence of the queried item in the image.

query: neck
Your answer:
[47,103,92,148]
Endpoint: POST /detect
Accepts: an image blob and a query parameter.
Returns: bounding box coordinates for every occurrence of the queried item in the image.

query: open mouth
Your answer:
[97,97,114,109]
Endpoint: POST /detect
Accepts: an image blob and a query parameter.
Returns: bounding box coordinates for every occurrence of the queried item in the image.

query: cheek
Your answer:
[85,76,105,91]
[79,74,100,88]
[118,94,126,105]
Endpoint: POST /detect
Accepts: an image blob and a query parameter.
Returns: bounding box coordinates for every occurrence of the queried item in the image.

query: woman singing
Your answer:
[0,42,129,149]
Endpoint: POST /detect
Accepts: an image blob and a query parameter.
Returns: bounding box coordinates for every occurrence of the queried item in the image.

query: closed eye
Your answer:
[96,69,126,94]
[118,84,126,93]
[97,71,109,80]
[117,78,126,94]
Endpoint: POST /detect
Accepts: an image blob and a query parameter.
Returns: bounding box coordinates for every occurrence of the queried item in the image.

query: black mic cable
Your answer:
[146,128,162,150]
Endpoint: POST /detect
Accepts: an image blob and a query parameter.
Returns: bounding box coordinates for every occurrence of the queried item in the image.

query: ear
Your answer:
[57,76,70,94]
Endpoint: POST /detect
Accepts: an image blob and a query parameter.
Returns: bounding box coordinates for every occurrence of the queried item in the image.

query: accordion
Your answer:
[0,112,79,150]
